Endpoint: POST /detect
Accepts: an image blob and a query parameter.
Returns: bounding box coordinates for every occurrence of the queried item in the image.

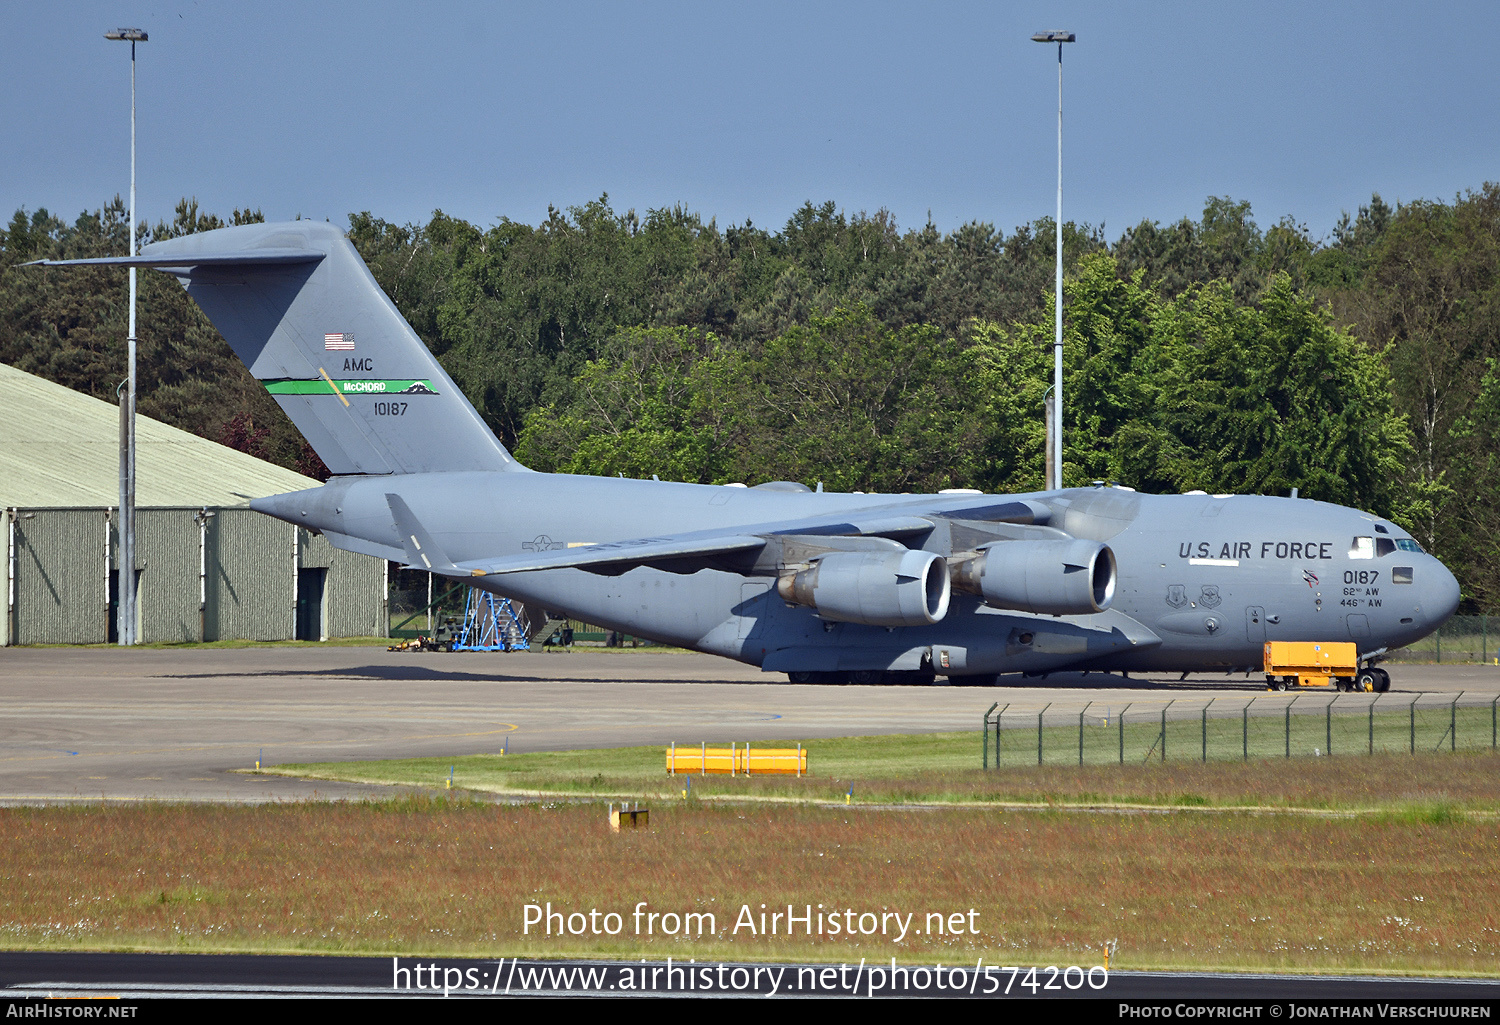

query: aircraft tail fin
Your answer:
[33,221,524,476]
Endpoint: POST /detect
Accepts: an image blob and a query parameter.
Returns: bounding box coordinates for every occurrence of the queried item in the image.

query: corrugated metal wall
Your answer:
[315,531,388,639]
[11,509,109,645]
[136,509,202,644]
[3,506,385,645]
[206,508,294,641]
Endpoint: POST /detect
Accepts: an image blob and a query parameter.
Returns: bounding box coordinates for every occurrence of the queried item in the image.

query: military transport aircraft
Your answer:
[33,222,1461,688]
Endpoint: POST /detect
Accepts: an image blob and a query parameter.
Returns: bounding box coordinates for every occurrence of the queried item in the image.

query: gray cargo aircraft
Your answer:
[33,221,1461,688]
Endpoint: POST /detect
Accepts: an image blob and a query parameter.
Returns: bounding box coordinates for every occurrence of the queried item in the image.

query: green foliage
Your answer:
[1323,185,1500,608]
[9,186,1500,610]
[519,311,990,493]
[0,197,318,477]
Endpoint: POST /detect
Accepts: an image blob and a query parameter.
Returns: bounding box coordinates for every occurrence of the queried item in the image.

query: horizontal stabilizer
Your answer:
[27,250,325,269]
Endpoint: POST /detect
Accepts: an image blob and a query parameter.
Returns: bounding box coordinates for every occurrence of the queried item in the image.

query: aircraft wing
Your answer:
[385,493,939,578]
[460,514,939,576]
[459,533,770,576]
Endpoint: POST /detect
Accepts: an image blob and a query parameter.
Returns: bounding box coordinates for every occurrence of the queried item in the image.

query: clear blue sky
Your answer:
[6,1,1498,243]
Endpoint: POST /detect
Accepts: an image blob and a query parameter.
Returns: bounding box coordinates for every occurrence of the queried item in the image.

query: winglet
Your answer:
[385,494,462,574]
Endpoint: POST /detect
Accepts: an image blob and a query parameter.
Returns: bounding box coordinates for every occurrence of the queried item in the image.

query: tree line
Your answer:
[2,188,1499,610]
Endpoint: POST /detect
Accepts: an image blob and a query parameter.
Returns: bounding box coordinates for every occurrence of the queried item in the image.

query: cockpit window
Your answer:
[1392,567,1414,584]
[1375,537,1396,557]
[1348,536,1374,560]
[1395,538,1425,554]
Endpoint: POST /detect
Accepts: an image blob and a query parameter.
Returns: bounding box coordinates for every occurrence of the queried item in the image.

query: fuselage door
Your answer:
[1246,605,1266,644]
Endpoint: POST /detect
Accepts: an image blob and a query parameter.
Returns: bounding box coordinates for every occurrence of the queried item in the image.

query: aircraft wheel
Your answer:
[788,671,850,684]
[849,670,885,685]
[948,674,1000,687]
[1356,669,1378,693]
[1374,668,1391,692]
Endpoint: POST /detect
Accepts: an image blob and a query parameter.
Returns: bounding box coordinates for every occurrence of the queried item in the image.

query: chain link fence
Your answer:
[982,692,1500,768]
[1388,614,1499,663]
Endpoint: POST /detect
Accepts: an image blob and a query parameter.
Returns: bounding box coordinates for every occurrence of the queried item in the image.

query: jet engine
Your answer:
[950,539,1115,616]
[776,550,950,627]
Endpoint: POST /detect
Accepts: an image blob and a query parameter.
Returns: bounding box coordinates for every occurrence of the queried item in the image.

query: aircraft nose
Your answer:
[1424,558,1461,627]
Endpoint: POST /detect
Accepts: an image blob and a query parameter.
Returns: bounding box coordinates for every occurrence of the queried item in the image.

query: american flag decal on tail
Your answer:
[324,332,355,350]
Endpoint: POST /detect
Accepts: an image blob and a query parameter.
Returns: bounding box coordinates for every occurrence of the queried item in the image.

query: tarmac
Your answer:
[0,645,1494,803]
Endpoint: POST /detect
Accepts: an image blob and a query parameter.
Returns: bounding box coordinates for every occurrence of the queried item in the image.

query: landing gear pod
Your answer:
[951,540,1115,616]
[776,550,951,627]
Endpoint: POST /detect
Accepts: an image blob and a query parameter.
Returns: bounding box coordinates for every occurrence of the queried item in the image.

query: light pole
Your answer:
[106,27,147,645]
[1032,30,1073,492]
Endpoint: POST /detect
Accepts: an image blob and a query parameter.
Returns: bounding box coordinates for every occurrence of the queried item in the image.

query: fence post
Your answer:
[1243,699,1250,761]
[1436,629,1441,664]
[1161,699,1175,763]
[1492,695,1498,750]
[1326,696,1333,757]
[1201,698,1213,763]
[1038,702,1051,766]
[983,702,997,769]
[1409,695,1420,754]
[1079,701,1092,767]
[1451,692,1463,752]
[1369,694,1377,756]
[1119,702,1132,765]
[1285,695,1299,758]
[997,703,1008,768]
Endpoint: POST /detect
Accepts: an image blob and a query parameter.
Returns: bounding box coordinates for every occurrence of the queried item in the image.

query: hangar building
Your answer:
[1,363,387,645]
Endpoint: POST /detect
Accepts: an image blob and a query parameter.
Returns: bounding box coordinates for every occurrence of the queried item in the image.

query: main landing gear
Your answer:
[785,670,938,685]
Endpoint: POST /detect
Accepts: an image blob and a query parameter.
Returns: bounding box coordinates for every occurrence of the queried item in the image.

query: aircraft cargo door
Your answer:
[1246,606,1266,644]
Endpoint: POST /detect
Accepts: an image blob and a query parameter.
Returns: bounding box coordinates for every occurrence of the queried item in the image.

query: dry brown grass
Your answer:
[1,799,1496,973]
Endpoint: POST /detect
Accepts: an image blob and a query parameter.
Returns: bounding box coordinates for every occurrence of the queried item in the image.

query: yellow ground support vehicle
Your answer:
[1263,641,1384,692]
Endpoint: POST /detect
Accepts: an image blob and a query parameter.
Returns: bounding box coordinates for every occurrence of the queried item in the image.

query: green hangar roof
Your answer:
[1,362,320,508]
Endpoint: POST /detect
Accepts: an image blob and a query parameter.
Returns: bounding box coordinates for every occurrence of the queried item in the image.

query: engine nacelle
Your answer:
[776,550,951,627]
[951,539,1115,616]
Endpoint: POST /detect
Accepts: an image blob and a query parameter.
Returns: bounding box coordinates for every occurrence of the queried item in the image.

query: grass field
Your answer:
[267,733,1500,812]
[0,796,1496,972]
